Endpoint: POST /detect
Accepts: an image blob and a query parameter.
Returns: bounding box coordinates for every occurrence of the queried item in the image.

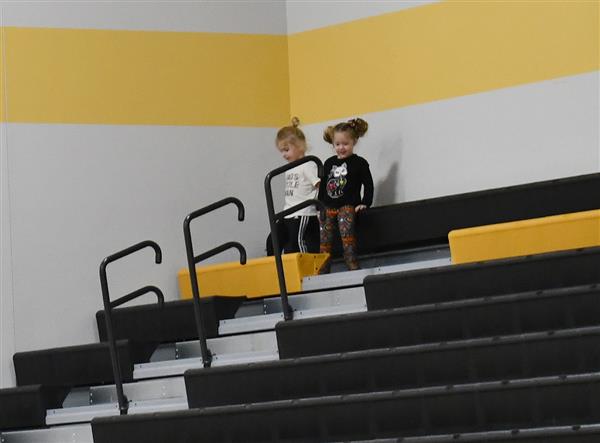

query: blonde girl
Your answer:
[275,117,321,253]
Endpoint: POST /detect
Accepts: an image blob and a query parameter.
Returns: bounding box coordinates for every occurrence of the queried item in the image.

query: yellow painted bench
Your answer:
[449,209,600,264]
[178,253,329,299]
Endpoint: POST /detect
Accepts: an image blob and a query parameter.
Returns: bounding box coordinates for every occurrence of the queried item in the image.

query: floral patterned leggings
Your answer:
[319,205,359,272]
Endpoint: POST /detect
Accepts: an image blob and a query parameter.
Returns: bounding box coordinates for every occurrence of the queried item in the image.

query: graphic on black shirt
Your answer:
[326,163,348,199]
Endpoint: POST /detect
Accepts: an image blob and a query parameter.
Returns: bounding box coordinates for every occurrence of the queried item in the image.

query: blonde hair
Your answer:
[276,117,307,152]
[323,118,369,144]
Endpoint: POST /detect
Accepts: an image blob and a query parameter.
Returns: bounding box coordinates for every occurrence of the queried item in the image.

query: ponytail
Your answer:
[323,117,369,143]
[323,126,335,144]
[276,117,306,146]
[347,118,368,138]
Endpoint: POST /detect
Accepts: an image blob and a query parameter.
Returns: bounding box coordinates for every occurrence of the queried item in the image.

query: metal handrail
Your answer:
[264,155,325,321]
[183,197,246,367]
[99,240,164,415]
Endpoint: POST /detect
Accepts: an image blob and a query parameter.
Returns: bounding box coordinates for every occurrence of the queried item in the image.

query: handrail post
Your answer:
[183,222,212,368]
[99,269,128,415]
[99,240,163,416]
[183,197,246,368]
[264,156,324,321]
[264,188,289,319]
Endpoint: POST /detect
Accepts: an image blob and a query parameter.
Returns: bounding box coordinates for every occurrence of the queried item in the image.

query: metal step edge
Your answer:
[219,303,368,335]
[134,350,280,380]
[128,396,189,415]
[261,287,366,314]
[302,257,452,291]
[148,330,278,363]
[328,244,450,268]
[86,377,186,408]
[219,297,367,335]
[46,403,118,426]
[177,331,278,359]
[45,397,188,426]
[0,424,93,443]
[219,312,284,335]
[212,350,279,366]
[60,376,186,408]
[293,303,368,320]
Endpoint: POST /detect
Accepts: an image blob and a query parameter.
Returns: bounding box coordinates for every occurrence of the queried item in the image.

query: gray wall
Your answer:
[5,124,282,359]
[286,0,439,33]
[2,1,287,33]
[0,1,287,388]
[1,122,16,388]
[299,73,599,205]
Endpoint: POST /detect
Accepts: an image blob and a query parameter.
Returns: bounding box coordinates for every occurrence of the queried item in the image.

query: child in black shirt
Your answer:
[319,118,374,272]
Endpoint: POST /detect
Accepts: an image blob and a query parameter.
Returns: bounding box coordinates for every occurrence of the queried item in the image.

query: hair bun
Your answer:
[291,116,301,128]
[323,126,334,144]
[348,118,368,138]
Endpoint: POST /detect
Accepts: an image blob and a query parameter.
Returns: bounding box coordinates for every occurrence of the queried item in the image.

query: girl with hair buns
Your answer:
[274,117,321,254]
[319,118,374,272]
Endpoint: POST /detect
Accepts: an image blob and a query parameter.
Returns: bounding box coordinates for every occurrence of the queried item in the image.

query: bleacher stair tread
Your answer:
[92,372,600,442]
[186,325,600,408]
[0,385,69,430]
[365,246,600,310]
[276,284,600,358]
[13,340,157,388]
[95,296,245,343]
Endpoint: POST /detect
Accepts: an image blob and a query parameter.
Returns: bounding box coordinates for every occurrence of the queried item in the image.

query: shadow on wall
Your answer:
[374,136,404,206]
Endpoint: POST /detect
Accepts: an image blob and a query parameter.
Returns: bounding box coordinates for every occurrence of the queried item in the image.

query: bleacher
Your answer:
[1,172,600,442]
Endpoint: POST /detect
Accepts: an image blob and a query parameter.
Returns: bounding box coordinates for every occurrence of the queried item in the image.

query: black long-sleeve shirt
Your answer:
[319,154,374,209]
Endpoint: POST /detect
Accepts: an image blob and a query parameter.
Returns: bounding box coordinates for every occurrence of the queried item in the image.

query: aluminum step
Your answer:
[47,397,188,426]
[219,287,367,335]
[134,331,279,380]
[263,286,366,313]
[219,304,367,335]
[0,424,93,443]
[302,257,451,291]
[45,377,187,425]
[329,244,450,273]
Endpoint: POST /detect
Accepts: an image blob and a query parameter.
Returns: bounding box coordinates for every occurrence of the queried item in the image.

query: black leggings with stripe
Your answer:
[283,215,320,254]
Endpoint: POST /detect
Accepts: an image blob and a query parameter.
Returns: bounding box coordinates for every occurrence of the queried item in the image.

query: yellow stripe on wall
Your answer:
[0,27,289,127]
[288,1,599,123]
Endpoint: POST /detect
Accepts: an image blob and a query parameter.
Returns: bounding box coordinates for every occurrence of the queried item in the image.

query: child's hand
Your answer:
[355,204,367,213]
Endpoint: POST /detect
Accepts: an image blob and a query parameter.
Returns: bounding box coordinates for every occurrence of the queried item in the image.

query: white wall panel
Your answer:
[299,72,599,205]
[0,0,288,387]
[1,0,287,34]
[1,123,16,387]
[286,0,439,34]
[7,124,283,353]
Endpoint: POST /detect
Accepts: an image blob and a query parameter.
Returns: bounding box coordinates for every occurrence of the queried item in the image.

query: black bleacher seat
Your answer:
[92,373,600,442]
[332,425,600,442]
[13,340,156,388]
[10,297,244,393]
[365,246,600,310]
[0,385,68,430]
[338,172,600,255]
[186,326,600,408]
[96,296,245,343]
[276,285,600,358]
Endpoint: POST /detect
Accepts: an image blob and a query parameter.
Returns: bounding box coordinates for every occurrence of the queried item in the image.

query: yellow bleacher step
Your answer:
[178,253,329,299]
[449,209,600,265]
